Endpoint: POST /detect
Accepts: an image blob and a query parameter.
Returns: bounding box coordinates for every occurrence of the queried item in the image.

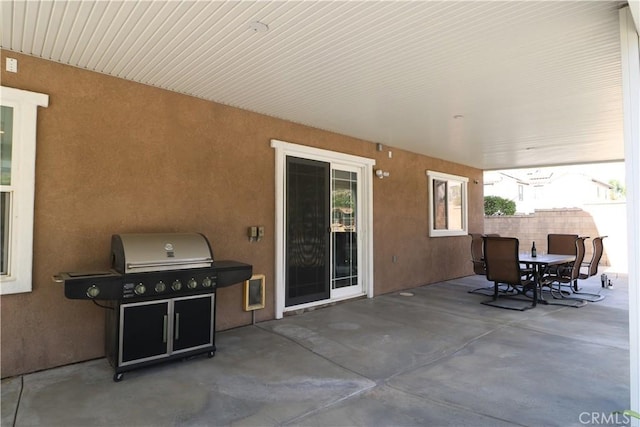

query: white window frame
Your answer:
[427,170,468,237]
[1,86,49,295]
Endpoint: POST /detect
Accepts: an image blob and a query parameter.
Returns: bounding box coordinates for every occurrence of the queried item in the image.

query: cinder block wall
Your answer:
[484,208,611,266]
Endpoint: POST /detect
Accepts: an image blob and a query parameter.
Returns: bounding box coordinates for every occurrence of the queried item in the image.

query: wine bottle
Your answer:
[531,241,537,257]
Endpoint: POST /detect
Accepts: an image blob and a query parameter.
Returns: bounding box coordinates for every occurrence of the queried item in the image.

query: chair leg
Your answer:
[572,278,580,292]
[545,278,600,304]
[568,279,606,302]
[493,281,499,301]
[468,282,515,295]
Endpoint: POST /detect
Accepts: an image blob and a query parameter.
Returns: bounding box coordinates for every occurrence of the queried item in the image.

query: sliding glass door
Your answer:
[285,157,362,307]
[285,157,331,306]
[330,167,361,299]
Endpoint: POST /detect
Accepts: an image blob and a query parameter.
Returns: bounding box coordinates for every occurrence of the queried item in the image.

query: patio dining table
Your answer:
[519,253,575,305]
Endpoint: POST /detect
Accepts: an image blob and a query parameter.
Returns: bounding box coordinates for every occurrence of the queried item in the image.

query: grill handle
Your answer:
[162,315,168,344]
[175,313,180,340]
[126,257,213,271]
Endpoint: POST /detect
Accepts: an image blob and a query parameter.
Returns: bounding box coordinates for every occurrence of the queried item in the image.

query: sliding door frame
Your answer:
[271,139,375,319]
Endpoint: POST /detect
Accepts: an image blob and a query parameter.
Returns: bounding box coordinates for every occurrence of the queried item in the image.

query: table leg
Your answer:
[531,265,538,306]
[534,264,548,305]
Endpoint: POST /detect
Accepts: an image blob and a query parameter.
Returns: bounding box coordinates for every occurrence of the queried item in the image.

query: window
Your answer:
[1,86,49,295]
[427,170,468,237]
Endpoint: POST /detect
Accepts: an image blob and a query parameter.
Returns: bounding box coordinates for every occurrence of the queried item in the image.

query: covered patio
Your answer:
[2,272,629,426]
[1,1,638,422]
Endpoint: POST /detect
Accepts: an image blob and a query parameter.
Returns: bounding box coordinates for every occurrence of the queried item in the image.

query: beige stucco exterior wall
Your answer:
[0,51,484,378]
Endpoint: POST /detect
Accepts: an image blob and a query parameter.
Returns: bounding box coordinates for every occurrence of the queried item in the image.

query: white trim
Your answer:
[270,139,375,318]
[427,170,470,183]
[620,7,640,422]
[364,154,374,299]
[273,142,286,319]
[0,86,49,295]
[281,292,367,314]
[426,170,469,237]
[271,139,376,167]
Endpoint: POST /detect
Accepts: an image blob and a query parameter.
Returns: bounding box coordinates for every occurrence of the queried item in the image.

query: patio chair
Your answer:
[470,233,486,275]
[547,233,579,255]
[579,236,608,282]
[482,236,537,310]
[544,233,578,277]
[541,237,600,303]
[468,233,514,296]
[563,235,608,302]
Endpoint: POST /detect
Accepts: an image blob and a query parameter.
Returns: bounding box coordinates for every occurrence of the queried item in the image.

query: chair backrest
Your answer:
[483,236,522,285]
[585,236,607,277]
[470,233,486,275]
[470,233,483,261]
[547,234,579,255]
[570,237,587,280]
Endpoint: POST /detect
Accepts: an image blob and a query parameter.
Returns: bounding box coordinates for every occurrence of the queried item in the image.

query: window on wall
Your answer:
[427,170,468,237]
[0,86,49,295]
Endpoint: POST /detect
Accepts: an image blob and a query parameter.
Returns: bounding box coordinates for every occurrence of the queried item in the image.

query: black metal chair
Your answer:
[482,236,537,310]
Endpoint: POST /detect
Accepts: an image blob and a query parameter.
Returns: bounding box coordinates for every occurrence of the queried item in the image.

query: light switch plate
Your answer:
[6,58,17,73]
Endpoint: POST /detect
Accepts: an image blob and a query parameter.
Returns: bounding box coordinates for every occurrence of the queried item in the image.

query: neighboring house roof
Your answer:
[486,170,613,189]
[483,171,527,186]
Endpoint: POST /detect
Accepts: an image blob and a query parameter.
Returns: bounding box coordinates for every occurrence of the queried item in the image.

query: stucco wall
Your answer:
[0,50,483,377]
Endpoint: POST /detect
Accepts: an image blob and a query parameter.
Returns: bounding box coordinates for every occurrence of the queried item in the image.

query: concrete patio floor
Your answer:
[1,271,630,426]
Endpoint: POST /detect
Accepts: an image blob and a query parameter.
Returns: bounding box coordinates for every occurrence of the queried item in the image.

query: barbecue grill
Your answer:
[54,232,252,381]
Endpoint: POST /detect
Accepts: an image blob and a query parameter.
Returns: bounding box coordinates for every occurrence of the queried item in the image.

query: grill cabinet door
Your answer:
[120,300,170,364]
[172,295,214,352]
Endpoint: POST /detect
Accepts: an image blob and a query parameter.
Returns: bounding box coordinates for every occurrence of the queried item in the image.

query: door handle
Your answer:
[175,313,180,340]
[162,315,168,343]
[174,313,180,341]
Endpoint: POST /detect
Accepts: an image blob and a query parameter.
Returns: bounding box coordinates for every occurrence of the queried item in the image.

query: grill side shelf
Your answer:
[214,260,253,288]
[56,271,124,300]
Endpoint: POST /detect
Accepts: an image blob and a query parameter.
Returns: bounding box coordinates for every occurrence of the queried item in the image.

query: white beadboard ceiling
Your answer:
[1,0,627,170]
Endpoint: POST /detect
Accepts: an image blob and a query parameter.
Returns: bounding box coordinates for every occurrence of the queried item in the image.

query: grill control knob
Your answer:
[202,277,212,288]
[171,280,182,291]
[86,285,100,298]
[134,283,146,295]
[188,278,198,289]
[155,281,166,293]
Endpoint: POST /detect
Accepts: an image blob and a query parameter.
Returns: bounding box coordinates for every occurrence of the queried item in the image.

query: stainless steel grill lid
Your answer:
[111,233,213,274]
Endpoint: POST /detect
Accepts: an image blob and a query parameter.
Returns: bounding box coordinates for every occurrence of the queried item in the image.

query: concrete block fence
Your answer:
[483,205,629,269]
